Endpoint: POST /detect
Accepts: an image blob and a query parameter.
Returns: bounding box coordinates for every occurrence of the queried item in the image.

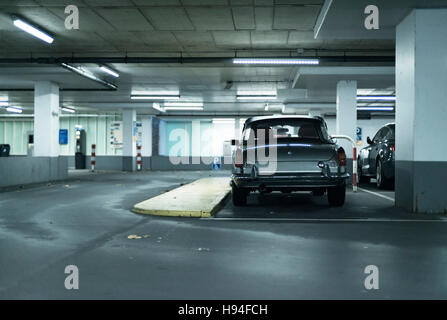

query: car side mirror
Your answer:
[367,136,372,145]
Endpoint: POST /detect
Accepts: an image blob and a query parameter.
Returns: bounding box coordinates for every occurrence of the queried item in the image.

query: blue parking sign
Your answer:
[356,127,362,141]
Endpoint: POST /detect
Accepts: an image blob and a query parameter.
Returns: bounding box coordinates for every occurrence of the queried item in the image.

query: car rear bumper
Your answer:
[232,172,349,190]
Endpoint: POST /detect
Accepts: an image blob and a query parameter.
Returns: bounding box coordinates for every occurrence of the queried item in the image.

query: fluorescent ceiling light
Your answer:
[357,107,394,111]
[100,66,119,78]
[61,107,75,113]
[356,96,396,101]
[6,106,23,114]
[237,95,277,100]
[0,101,8,107]
[152,103,165,113]
[164,102,203,107]
[233,58,319,65]
[12,17,54,44]
[164,106,204,111]
[61,63,118,90]
[131,95,180,100]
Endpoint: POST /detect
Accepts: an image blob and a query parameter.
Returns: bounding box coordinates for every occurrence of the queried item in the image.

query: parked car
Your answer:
[357,123,395,189]
[231,116,350,207]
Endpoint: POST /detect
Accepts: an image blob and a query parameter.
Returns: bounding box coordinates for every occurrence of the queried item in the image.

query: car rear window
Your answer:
[245,119,331,143]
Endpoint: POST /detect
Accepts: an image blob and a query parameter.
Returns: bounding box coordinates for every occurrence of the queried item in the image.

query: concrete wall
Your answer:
[0,156,68,188]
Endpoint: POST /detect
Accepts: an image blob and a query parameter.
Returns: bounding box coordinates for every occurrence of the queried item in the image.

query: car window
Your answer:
[372,128,385,143]
[382,127,393,140]
[245,119,329,143]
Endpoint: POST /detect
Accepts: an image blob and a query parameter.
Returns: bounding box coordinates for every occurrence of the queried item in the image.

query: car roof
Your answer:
[244,115,323,126]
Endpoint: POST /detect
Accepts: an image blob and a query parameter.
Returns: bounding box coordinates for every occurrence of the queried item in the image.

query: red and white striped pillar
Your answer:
[91,144,96,172]
[352,146,358,192]
[136,145,142,171]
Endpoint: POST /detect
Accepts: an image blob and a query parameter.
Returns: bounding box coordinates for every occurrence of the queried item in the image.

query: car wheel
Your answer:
[327,183,346,206]
[376,159,391,189]
[232,184,248,206]
[358,164,370,184]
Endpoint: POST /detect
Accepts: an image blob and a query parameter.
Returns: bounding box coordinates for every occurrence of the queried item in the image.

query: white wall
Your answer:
[0,115,123,156]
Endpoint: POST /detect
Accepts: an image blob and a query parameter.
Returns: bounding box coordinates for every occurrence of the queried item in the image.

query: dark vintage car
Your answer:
[357,123,395,189]
[231,116,350,207]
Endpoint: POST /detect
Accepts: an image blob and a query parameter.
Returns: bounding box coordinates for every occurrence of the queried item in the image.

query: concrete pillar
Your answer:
[122,109,136,171]
[308,109,321,117]
[395,9,447,213]
[336,80,357,159]
[34,81,60,157]
[234,117,241,140]
[191,120,201,164]
[141,116,152,170]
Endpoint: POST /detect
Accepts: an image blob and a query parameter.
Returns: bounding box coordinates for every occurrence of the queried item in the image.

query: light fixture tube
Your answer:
[357,107,394,111]
[131,95,180,100]
[12,17,54,44]
[233,58,319,65]
[61,107,75,113]
[6,106,23,114]
[100,66,119,78]
[356,96,396,101]
[163,107,204,111]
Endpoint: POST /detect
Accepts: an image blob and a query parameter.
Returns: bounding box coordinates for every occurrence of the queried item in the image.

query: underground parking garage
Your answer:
[1,0,447,303]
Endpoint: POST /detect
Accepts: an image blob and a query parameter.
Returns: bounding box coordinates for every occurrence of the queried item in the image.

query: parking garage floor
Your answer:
[1,170,447,299]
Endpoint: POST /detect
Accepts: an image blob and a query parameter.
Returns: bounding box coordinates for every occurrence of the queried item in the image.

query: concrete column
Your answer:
[34,81,60,157]
[234,117,241,140]
[191,120,201,164]
[395,9,447,213]
[141,116,152,170]
[122,109,136,171]
[336,80,357,159]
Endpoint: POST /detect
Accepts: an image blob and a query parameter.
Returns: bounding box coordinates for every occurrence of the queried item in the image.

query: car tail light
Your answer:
[391,144,395,151]
[235,148,243,168]
[338,147,347,166]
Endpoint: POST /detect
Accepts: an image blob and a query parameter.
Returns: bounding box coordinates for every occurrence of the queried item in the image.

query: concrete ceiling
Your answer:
[5,0,437,116]
[0,0,395,56]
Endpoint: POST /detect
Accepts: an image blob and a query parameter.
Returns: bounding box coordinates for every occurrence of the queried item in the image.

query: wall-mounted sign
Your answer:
[59,129,68,145]
[110,121,123,149]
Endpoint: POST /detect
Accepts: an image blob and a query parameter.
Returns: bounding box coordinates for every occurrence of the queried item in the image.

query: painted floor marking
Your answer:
[358,187,395,202]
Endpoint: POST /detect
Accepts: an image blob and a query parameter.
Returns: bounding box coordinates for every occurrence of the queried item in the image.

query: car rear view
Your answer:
[231,116,350,207]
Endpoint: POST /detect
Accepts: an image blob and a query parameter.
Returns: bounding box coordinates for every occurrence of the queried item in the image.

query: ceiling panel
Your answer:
[185,7,234,30]
[232,6,255,29]
[251,31,288,46]
[95,7,154,31]
[174,31,216,49]
[213,31,250,47]
[273,5,320,30]
[254,6,273,30]
[141,7,194,30]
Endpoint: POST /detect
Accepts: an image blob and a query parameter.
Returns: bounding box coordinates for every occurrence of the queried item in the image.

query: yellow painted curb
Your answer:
[132,177,231,217]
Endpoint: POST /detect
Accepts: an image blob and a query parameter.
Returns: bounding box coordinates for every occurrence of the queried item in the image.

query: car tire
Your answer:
[376,159,392,190]
[358,164,370,184]
[327,183,346,206]
[232,184,248,206]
